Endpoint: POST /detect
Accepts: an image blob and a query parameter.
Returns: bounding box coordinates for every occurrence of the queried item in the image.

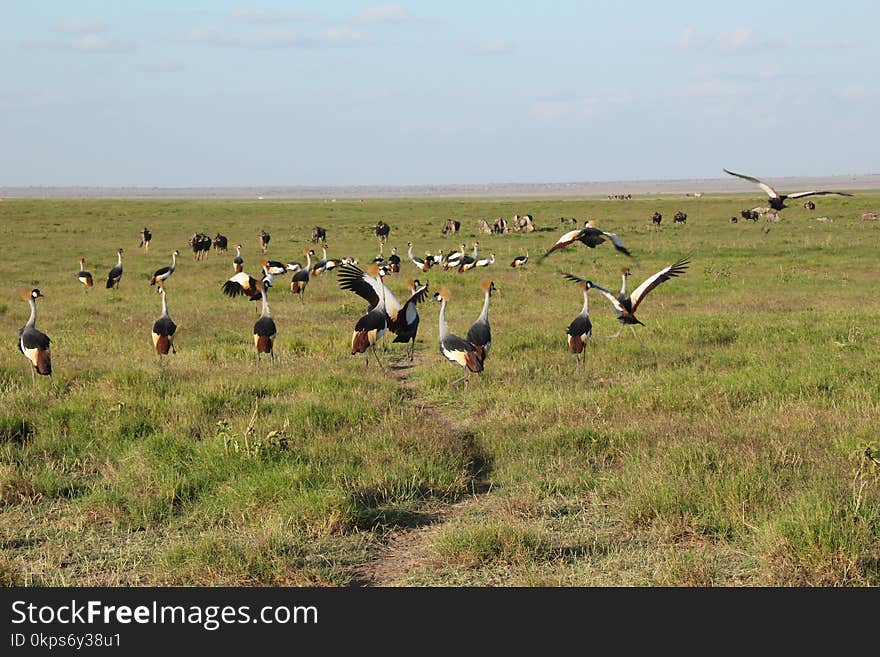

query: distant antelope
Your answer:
[76,257,94,290]
[18,288,51,384]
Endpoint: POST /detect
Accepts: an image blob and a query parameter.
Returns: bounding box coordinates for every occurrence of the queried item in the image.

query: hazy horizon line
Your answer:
[2,173,878,200]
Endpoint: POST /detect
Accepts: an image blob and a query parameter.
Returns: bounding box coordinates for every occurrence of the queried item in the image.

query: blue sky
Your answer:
[2,1,877,187]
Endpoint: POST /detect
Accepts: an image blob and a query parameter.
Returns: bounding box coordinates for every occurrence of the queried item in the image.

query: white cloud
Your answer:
[57,19,107,34]
[353,5,410,24]
[26,33,133,53]
[529,93,634,121]
[229,9,313,23]
[174,25,372,49]
[674,25,779,52]
[840,83,868,101]
[692,63,789,82]
[174,27,301,48]
[674,26,710,50]
[468,40,516,56]
[141,61,186,73]
[318,28,373,46]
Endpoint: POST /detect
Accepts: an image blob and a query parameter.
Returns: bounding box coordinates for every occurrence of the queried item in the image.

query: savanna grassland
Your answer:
[1,192,878,587]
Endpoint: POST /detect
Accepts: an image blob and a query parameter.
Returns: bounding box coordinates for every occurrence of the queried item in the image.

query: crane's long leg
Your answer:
[604,327,623,339]
[370,344,385,370]
[31,367,36,387]
[629,326,641,343]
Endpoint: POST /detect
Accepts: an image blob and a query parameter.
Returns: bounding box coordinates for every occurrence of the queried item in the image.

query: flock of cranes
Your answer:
[15,169,857,387]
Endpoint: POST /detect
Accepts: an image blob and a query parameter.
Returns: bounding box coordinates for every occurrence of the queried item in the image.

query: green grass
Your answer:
[1,193,879,586]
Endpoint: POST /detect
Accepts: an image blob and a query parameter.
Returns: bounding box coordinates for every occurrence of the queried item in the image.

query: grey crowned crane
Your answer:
[466,279,496,363]
[253,280,276,364]
[474,253,495,268]
[560,274,597,366]
[541,220,632,260]
[150,250,179,286]
[18,288,51,384]
[289,249,315,303]
[510,251,528,268]
[259,230,271,253]
[222,267,266,303]
[723,169,854,211]
[76,257,94,290]
[105,248,123,289]
[407,242,432,273]
[582,257,690,339]
[387,246,401,273]
[233,244,244,273]
[390,278,431,361]
[433,287,484,388]
[151,284,177,362]
[310,243,342,276]
[337,262,396,369]
[428,250,444,267]
[261,258,288,277]
[457,242,480,273]
[342,264,431,362]
[444,244,466,270]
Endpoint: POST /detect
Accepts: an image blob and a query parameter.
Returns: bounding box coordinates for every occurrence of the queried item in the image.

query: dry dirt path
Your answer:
[348,351,492,586]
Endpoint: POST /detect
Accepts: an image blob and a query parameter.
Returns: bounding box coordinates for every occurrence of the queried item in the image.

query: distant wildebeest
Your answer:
[741,209,760,222]
[139,227,152,253]
[651,211,662,225]
[492,217,508,234]
[373,220,391,244]
[188,233,212,260]
[441,218,460,235]
[477,219,492,234]
[803,200,816,210]
[673,211,687,224]
[512,214,535,232]
[213,233,228,254]
[730,216,738,223]
[259,230,271,253]
[311,226,327,244]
